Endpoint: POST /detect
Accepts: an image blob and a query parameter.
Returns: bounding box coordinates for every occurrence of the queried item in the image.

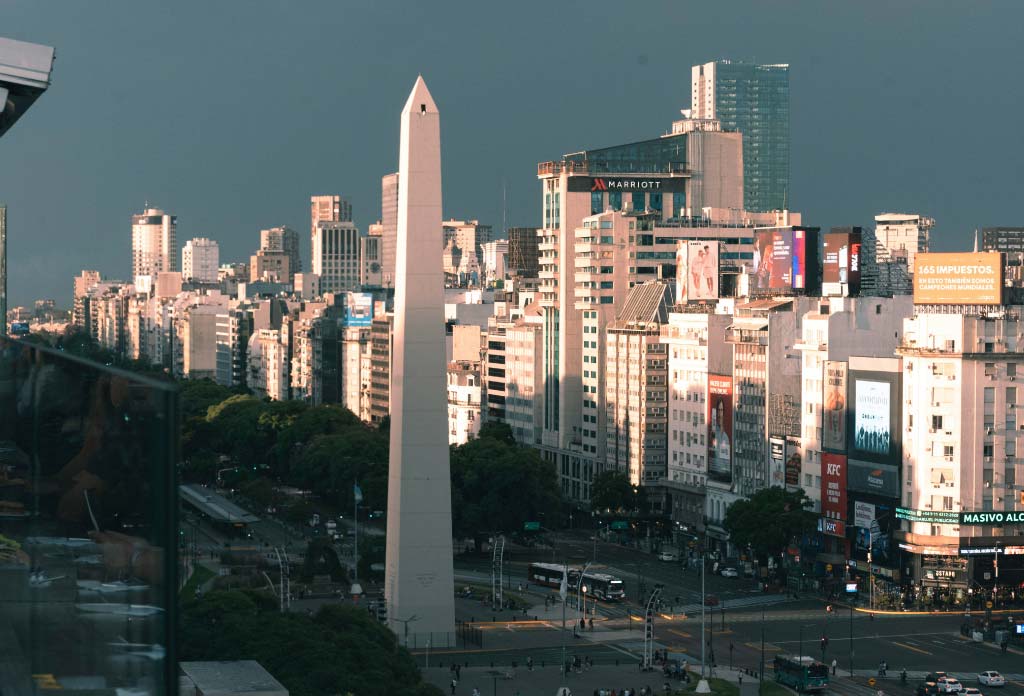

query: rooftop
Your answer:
[179,660,288,696]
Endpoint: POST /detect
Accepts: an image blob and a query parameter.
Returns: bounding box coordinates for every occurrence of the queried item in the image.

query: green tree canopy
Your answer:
[722,486,816,562]
[590,470,638,514]
[180,590,441,696]
[450,428,561,538]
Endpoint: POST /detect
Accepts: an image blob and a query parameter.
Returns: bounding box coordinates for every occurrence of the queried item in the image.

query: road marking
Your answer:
[1009,681,1024,688]
[892,641,932,655]
[747,642,783,652]
[669,629,693,639]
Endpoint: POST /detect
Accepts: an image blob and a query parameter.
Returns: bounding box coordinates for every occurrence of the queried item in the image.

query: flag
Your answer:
[559,566,567,602]
[353,483,363,504]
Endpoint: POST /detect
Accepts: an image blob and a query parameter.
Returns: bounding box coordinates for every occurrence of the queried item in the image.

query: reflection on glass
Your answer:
[0,336,177,695]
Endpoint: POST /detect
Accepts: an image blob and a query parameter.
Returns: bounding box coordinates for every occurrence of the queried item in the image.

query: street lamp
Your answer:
[577,561,593,626]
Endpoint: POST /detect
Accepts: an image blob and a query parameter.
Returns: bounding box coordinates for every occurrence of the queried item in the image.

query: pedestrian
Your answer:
[527,656,533,671]
[450,678,457,695]
[831,658,837,675]
[739,675,743,687]
[589,617,595,631]
[472,688,481,696]
[456,664,461,680]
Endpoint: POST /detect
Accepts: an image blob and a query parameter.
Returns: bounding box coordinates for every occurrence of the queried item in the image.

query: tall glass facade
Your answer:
[699,61,790,212]
[564,134,687,174]
[0,337,178,694]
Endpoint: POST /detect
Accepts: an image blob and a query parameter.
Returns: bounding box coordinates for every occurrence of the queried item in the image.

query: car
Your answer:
[703,594,720,606]
[658,552,679,562]
[918,682,941,696]
[927,673,949,684]
[979,672,1005,688]
[937,677,963,693]
[721,567,739,578]
[964,688,983,696]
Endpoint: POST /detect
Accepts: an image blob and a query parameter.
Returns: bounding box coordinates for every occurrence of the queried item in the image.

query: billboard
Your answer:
[752,228,793,291]
[913,252,1004,305]
[852,503,895,565]
[344,292,374,326]
[850,374,900,465]
[707,374,733,483]
[685,240,720,301]
[675,242,687,303]
[847,461,900,497]
[769,437,786,488]
[822,229,862,296]
[822,361,848,452]
[821,453,847,521]
[784,439,801,489]
[855,501,876,528]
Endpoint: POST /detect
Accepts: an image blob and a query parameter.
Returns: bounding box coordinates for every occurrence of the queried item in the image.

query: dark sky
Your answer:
[2,0,1023,307]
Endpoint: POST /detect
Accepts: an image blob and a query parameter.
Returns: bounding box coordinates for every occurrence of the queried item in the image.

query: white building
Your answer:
[447,360,482,445]
[443,219,492,265]
[312,221,360,294]
[862,213,934,296]
[310,195,352,269]
[132,207,177,282]
[480,239,508,286]
[898,310,1024,596]
[182,237,220,283]
[248,328,290,401]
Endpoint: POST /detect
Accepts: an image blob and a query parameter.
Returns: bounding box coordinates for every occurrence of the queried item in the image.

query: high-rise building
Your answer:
[249,250,291,283]
[691,60,790,212]
[260,226,301,275]
[442,219,492,264]
[862,213,933,296]
[479,239,508,286]
[312,221,361,294]
[381,173,399,288]
[447,360,482,445]
[310,195,351,270]
[131,207,177,281]
[182,237,220,283]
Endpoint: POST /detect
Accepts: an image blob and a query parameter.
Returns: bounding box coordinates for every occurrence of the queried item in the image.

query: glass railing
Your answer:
[0,336,178,695]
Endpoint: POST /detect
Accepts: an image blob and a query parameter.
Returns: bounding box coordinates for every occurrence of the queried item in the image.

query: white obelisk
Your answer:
[384,76,455,646]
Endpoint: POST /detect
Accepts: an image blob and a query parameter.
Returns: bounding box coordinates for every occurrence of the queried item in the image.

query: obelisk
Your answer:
[384,76,455,646]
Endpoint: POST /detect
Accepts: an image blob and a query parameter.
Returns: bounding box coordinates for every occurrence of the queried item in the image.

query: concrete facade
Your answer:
[384,77,455,646]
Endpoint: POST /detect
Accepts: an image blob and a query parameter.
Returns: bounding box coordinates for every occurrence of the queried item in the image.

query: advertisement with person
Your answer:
[707,374,733,483]
[784,439,801,489]
[751,228,794,292]
[852,503,894,565]
[823,361,847,452]
[853,379,892,459]
[675,241,688,303]
[687,240,720,300]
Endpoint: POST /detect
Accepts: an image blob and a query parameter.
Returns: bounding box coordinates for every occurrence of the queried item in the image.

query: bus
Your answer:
[774,655,829,692]
[526,563,625,602]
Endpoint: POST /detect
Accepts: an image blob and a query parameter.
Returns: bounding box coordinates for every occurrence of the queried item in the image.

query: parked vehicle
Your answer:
[979,673,1005,688]
[721,567,739,578]
[658,551,679,562]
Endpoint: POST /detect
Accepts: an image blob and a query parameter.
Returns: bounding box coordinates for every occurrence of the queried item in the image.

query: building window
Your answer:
[650,192,663,212]
[591,191,603,215]
[632,192,645,211]
[609,192,622,210]
[932,415,943,431]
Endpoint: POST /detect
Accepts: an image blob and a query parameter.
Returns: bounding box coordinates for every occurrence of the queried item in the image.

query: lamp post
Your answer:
[577,561,593,626]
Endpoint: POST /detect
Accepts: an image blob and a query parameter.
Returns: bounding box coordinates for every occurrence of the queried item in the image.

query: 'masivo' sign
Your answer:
[959,511,1024,526]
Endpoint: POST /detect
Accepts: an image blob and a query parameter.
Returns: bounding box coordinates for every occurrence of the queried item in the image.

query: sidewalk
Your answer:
[424,664,762,695]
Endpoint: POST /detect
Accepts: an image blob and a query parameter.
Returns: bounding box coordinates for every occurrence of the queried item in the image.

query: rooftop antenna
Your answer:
[502,178,508,238]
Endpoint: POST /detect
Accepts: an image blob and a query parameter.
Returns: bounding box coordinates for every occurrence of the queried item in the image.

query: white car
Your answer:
[979,672,1005,688]
[964,688,983,696]
[720,567,739,578]
[937,677,963,693]
[658,552,679,562]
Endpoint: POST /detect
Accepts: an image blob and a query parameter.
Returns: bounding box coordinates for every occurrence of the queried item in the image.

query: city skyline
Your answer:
[2,1,1023,306]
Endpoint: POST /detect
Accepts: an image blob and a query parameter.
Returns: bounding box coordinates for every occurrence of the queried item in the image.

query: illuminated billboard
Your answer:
[822,229,862,296]
[853,503,895,565]
[344,292,374,326]
[822,361,847,452]
[853,379,892,459]
[751,227,819,294]
[769,437,786,487]
[707,374,733,483]
[913,252,1004,305]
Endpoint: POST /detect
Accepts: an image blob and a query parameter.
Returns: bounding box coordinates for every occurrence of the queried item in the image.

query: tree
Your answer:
[450,429,561,540]
[722,486,816,563]
[590,470,638,513]
[180,590,442,696]
[301,537,348,583]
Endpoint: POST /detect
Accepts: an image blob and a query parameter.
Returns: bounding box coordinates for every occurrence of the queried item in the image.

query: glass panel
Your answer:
[0,337,178,694]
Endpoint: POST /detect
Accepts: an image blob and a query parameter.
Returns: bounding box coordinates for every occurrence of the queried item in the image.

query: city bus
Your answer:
[527,563,625,601]
[774,655,829,692]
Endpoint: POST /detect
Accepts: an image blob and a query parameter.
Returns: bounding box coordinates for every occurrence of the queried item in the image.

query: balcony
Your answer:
[0,337,179,694]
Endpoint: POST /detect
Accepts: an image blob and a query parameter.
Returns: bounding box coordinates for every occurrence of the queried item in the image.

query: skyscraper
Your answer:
[310,195,352,269]
[381,173,400,288]
[182,237,220,283]
[131,207,177,281]
[861,213,933,296]
[691,60,790,212]
[260,226,301,275]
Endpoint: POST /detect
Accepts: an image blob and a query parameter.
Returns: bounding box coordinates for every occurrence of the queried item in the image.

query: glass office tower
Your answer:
[0,338,178,694]
[692,60,790,213]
